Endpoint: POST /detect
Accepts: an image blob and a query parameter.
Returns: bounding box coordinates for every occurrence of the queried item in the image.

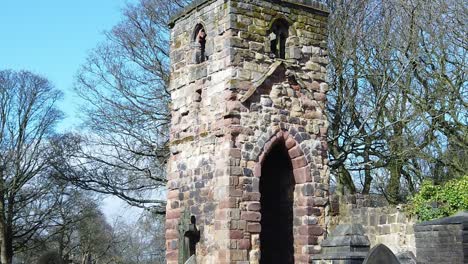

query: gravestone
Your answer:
[414,211,468,264]
[311,224,370,264]
[363,244,400,264]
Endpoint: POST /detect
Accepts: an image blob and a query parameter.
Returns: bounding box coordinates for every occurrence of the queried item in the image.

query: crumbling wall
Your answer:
[332,194,416,255]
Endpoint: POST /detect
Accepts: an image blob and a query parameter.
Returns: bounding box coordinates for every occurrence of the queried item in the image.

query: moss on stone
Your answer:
[171,136,195,146]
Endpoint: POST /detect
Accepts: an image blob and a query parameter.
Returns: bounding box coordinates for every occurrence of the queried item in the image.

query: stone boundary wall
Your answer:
[414,213,468,264]
[331,194,416,255]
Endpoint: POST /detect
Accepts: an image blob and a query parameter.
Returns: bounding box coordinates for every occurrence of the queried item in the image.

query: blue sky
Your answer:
[0,0,142,222]
[0,0,132,131]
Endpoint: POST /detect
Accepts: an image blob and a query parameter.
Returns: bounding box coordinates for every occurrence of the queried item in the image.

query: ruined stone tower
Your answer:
[166,1,329,263]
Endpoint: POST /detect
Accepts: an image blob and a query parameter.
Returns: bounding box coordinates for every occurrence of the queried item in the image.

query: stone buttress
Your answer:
[165,1,329,263]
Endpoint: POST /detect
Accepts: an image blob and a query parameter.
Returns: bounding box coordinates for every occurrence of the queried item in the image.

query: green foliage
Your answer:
[408,176,468,221]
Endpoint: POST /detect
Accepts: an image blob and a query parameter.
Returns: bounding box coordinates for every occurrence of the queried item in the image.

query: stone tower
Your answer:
[166,1,329,263]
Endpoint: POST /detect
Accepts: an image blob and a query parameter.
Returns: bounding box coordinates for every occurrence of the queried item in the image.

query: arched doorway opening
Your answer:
[260,142,295,264]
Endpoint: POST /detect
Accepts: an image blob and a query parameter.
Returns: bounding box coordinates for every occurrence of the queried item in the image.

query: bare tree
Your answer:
[68,0,191,213]
[113,212,166,264]
[326,0,467,203]
[0,70,63,264]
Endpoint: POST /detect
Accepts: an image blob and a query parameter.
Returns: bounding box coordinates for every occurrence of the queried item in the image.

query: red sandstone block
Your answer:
[296,195,316,206]
[166,209,181,220]
[292,156,308,169]
[167,190,179,199]
[165,230,178,239]
[230,230,244,239]
[254,164,261,177]
[166,250,178,262]
[241,211,261,222]
[285,137,296,149]
[216,209,230,220]
[320,127,327,137]
[295,254,309,264]
[238,239,251,250]
[294,166,311,184]
[224,90,237,100]
[295,207,308,217]
[309,225,325,236]
[298,226,308,236]
[226,100,242,112]
[165,219,178,229]
[295,235,319,245]
[247,202,260,211]
[219,197,238,209]
[247,223,261,233]
[218,249,229,262]
[263,141,272,154]
[288,146,302,159]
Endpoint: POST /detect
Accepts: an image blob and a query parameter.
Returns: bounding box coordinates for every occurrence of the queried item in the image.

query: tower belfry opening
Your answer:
[193,24,207,63]
[269,19,289,59]
[260,142,295,264]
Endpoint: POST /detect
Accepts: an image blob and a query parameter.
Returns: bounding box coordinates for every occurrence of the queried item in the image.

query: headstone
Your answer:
[311,224,370,263]
[363,244,400,264]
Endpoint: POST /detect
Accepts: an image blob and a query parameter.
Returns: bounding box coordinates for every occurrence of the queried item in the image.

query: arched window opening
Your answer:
[193,24,207,63]
[269,19,289,59]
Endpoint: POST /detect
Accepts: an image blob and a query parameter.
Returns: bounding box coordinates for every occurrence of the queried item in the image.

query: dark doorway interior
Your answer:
[260,143,295,264]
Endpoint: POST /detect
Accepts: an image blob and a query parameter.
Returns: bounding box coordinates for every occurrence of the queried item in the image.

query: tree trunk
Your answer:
[386,160,402,205]
[362,138,372,194]
[0,175,8,264]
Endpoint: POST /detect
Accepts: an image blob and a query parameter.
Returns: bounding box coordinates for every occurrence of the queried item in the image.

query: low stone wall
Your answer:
[414,212,468,264]
[331,194,416,255]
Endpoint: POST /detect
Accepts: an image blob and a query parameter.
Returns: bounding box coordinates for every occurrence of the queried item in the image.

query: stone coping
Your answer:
[310,252,368,260]
[416,211,468,226]
[169,0,329,27]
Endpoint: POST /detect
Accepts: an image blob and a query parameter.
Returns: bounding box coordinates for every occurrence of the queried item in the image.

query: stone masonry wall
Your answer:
[166,1,329,263]
[166,1,234,263]
[414,214,468,264]
[334,195,416,256]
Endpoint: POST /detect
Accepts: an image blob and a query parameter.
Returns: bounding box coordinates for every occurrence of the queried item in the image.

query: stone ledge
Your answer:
[416,211,468,226]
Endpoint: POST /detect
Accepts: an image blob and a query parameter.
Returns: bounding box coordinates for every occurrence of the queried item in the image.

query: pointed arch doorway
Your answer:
[260,142,295,264]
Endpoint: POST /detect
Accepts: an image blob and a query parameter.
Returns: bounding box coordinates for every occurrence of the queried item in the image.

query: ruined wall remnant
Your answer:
[166,0,329,263]
[332,194,416,256]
